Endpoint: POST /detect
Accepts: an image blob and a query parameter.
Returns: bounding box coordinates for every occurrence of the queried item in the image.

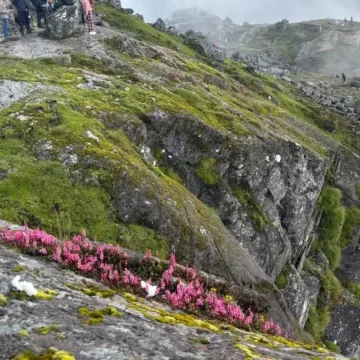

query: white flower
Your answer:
[140,280,157,297]
[11,275,37,297]
[275,155,281,163]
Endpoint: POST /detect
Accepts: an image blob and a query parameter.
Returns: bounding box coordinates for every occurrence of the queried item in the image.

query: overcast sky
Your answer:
[122,0,360,24]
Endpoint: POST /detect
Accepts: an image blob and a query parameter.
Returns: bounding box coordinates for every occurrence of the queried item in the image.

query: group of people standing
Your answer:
[8,0,96,36]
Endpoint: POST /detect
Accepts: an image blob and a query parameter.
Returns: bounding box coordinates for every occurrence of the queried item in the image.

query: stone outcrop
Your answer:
[0,242,349,360]
[46,2,83,40]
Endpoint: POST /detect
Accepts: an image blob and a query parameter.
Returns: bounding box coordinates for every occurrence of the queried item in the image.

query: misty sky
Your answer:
[123,0,360,24]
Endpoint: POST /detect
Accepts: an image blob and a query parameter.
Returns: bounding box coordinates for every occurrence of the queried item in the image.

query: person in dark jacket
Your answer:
[31,0,48,28]
[13,0,35,35]
[48,0,74,11]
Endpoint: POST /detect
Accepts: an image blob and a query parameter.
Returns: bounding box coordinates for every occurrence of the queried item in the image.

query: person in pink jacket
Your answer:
[81,0,95,35]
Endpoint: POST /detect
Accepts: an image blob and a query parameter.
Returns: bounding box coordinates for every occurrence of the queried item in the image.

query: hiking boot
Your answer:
[27,28,32,34]
[89,31,96,35]
[20,31,25,36]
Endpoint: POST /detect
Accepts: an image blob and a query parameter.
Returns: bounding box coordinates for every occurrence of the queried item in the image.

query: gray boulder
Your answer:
[46,3,83,40]
[183,30,225,62]
[350,80,360,88]
[153,18,167,32]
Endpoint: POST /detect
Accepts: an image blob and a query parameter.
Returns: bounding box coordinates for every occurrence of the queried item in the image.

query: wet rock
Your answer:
[46,3,83,40]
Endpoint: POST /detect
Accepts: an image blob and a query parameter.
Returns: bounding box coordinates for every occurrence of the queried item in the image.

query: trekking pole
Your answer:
[1,14,9,38]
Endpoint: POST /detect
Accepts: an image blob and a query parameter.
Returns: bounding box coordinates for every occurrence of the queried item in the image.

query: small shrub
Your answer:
[317,186,345,270]
[234,187,269,230]
[324,340,340,353]
[196,158,220,185]
[340,207,360,247]
[320,271,342,305]
[275,271,289,290]
[304,304,330,343]
[345,281,360,304]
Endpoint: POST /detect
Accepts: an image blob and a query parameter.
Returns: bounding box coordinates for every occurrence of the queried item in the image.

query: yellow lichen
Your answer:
[18,330,30,337]
[35,289,58,301]
[0,294,8,306]
[34,325,61,335]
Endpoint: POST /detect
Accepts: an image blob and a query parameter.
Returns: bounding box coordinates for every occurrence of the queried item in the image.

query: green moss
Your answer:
[314,186,345,270]
[234,342,261,359]
[275,272,288,290]
[345,281,360,304]
[122,292,138,302]
[323,341,340,353]
[0,294,8,306]
[340,207,360,247]
[14,349,75,360]
[117,224,170,259]
[196,158,220,185]
[66,283,117,298]
[78,305,122,325]
[101,306,122,317]
[129,302,221,332]
[320,271,342,305]
[34,325,61,335]
[95,4,195,57]
[35,289,58,301]
[12,265,27,272]
[57,333,66,340]
[234,187,270,230]
[304,304,331,343]
[189,337,210,344]
[18,330,30,337]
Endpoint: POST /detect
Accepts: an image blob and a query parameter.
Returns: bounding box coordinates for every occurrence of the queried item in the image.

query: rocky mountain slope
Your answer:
[166,8,360,77]
[1,2,360,359]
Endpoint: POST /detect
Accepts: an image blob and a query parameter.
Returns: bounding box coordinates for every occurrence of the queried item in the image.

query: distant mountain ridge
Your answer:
[166,8,360,76]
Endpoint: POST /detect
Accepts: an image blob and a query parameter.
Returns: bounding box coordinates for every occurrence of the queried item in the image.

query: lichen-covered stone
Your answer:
[0,244,348,360]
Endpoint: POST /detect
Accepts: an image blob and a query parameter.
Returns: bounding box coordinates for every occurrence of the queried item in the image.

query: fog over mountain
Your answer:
[123,0,360,23]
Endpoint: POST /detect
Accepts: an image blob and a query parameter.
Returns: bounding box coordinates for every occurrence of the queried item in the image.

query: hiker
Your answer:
[48,0,75,11]
[12,0,35,35]
[31,0,48,28]
[351,16,353,23]
[80,0,95,35]
[345,17,347,24]
[342,73,346,82]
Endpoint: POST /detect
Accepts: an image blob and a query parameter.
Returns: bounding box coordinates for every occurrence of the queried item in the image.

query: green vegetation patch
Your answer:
[78,306,122,325]
[18,330,30,337]
[14,349,75,360]
[304,304,331,343]
[66,283,117,298]
[34,325,61,335]
[345,281,360,304]
[0,294,8,306]
[95,4,195,56]
[196,158,220,185]
[12,265,27,272]
[340,207,360,247]
[314,186,345,270]
[234,187,270,230]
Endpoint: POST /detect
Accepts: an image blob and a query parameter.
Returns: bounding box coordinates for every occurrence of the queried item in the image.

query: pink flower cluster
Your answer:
[262,319,282,335]
[0,225,281,336]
